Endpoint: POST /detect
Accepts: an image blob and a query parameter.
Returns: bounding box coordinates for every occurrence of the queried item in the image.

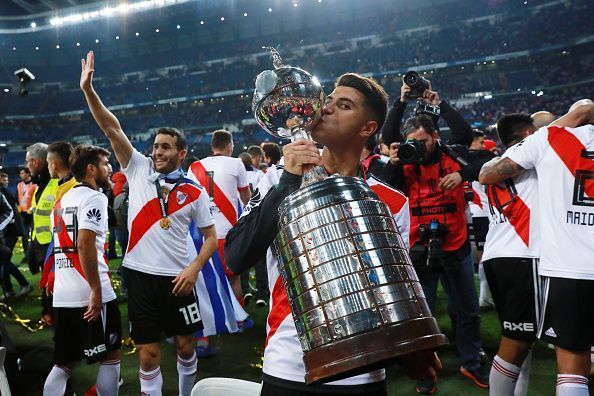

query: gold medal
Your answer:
[161,186,170,196]
[159,217,172,230]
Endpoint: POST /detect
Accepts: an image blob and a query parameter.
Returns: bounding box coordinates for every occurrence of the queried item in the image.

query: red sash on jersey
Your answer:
[265,276,291,348]
[548,126,594,199]
[189,161,239,228]
[486,183,531,247]
[404,155,467,251]
[127,183,202,254]
[52,200,87,281]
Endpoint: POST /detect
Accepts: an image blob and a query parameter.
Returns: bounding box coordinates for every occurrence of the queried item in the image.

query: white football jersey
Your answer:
[481,158,539,261]
[244,166,410,385]
[469,181,489,218]
[506,125,594,279]
[122,150,214,276]
[187,156,249,239]
[52,185,116,307]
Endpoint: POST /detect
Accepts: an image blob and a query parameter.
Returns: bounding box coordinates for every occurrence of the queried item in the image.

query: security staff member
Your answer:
[25,142,58,325]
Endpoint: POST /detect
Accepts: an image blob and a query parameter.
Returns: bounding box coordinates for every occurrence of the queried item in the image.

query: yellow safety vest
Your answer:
[31,178,59,245]
[56,177,78,201]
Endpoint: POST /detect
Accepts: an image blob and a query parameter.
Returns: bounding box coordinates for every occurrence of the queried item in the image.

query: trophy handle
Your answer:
[290,128,328,187]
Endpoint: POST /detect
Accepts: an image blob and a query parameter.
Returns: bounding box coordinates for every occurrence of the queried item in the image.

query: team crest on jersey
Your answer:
[176,190,188,205]
[86,208,102,222]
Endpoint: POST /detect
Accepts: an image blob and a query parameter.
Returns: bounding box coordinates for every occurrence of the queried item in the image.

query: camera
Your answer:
[398,139,426,164]
[403,71,430,99]
[419,219,448,266]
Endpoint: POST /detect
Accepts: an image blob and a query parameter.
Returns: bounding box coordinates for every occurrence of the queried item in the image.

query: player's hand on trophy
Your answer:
[80,50,95,93]
[438,171,462,191]
[400,83,411,103]
[283,140,322,176]
[84,288,102,322]
[398,350,442,381]
[388,142,401,165]
[172,265,200,297]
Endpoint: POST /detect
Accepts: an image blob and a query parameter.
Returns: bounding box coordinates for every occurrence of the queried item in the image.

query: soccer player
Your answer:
[188,130,250,303]
[225,73,439,396]
[80,51,217,396]
[480,100,594,396]
[43,144,121,396]
[480,114,540,396]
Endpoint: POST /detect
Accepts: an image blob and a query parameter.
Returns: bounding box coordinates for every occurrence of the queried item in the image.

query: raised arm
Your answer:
[551,99,594,128]
[80,51,133,168]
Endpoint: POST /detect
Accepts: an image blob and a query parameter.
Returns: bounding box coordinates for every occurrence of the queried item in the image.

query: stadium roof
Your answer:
[0,0,98,17]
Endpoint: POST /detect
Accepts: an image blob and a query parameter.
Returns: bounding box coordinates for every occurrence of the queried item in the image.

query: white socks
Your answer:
[177,352,198,396]
[514,350,532,396]
[490,355,520,395]
[96,359,121,396]
[140,366,163,396]
[43,365,71,396]
[556,374,589,396]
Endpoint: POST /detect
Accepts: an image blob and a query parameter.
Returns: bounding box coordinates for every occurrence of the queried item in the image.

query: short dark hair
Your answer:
[20,167,31,175]
[48,141,73,168]
[261,142,281,165]
[335,73,389,133]
[402,115,437,137]
[70,144,110,182]
[238,152,252,168]
[156,127,188,151]
[473,129,485,139]
[247,145,263,158]
[211,129,232,151]
[0,173,8,178]
[496,113,535,148]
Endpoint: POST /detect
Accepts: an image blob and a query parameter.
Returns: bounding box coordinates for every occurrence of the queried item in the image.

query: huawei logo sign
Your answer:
[86,208,102,222]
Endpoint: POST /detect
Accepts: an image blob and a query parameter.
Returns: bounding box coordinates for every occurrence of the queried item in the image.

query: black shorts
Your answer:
[483,257,540,342]
[538,276,594,350]
[124,267,203,344]
[471,217,489,250]
[54,299,122,365]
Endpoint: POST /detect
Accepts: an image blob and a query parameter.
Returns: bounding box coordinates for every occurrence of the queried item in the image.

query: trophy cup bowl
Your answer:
[252,49,447,385]
[253,66,324,140]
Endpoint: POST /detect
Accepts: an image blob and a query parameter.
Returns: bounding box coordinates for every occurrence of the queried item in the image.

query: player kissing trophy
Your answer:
[252,48,448,384]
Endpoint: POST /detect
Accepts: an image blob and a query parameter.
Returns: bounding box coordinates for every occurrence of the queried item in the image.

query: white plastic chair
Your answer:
[191,377,261,396]
[0,347,12,396]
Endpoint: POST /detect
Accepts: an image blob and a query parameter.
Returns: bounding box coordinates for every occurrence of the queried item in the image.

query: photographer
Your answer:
[391,115,489,392]
[381,75,474,148]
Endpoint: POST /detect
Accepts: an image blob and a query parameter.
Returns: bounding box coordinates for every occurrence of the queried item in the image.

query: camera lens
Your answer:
[404,71,419,86]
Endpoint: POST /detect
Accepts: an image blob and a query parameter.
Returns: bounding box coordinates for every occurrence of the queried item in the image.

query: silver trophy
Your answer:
[252,47,327,186]
[253,49,447,384]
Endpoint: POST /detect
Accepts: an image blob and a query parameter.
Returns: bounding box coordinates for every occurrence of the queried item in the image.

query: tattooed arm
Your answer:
[478,157,525,185]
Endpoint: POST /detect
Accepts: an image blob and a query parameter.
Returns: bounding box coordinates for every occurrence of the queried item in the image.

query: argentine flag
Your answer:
[187,222,248,337]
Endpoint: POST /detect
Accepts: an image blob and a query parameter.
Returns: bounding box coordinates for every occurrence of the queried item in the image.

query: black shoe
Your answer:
[460,365,489,388]
[415,379,436,394]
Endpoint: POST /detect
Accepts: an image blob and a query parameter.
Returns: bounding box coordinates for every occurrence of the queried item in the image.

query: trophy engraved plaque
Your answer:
[253,48,447,384]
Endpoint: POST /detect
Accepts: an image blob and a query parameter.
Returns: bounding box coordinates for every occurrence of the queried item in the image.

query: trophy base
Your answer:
[303,317,448,385]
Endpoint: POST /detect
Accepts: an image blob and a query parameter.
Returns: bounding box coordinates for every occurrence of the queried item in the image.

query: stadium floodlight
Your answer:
[47,0,191,29]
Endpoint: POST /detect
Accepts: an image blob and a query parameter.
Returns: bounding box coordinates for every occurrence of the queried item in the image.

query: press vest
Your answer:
[17,181,36,213]
[404,154,467,251]
[32,178,59,245]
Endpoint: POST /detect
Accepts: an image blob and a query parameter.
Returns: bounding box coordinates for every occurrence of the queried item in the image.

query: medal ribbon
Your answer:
[154,173,184,223]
